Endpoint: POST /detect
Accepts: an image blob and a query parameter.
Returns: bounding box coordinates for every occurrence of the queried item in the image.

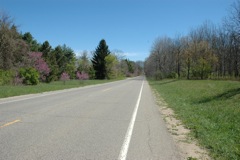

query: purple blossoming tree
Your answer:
[60,72,70,85]
[28,52,50,81]
[76,71,89,81]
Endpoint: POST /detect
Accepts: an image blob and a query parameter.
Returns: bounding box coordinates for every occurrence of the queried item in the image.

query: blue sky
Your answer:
[1,0,235,61]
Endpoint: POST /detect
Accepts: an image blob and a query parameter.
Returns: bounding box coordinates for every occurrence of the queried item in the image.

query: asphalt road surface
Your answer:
[0,76,181,160]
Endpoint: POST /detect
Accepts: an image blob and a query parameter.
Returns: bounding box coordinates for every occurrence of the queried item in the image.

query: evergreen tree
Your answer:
[52,45,76,79]
[22,32,40,51]
[91,39,110,79]
[40,41,52,59]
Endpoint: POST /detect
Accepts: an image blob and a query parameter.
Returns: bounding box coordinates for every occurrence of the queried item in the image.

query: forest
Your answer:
[144,1,240,80]
[0,13,143,86]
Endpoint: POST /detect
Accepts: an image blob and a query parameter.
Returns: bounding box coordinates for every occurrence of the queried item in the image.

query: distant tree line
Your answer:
[0,12,143,85]
[145,1,240,80]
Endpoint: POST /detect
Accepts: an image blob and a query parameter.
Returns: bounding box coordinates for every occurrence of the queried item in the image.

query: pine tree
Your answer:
[91,39,110,79]
[40,41,52,59]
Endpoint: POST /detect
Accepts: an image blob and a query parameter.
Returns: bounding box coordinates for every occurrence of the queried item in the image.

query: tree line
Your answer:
[0,12,143,85]
[144,1,240,80]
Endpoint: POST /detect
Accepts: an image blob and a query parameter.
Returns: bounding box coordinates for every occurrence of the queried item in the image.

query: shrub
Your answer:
[88,66,95,79]
[167,72,178,79]
[13,73,23,85]
[154,70,163,80]
[19,68,39,85]
[0,70,14,85]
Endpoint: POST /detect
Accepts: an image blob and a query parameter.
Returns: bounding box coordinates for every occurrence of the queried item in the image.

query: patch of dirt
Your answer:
[152,89,211,160]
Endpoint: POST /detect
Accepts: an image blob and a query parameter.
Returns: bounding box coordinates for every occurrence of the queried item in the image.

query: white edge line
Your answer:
[118,80,144,160]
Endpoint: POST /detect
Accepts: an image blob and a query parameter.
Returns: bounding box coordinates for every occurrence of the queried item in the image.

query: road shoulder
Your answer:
[151,88,211,160]
[127,80,181,160]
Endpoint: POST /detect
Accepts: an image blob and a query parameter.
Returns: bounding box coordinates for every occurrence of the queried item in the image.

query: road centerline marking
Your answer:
[0,119,21,129]
[118,80,144,160]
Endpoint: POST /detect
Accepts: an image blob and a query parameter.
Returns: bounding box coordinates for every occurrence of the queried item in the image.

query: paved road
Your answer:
[0,76,181,160]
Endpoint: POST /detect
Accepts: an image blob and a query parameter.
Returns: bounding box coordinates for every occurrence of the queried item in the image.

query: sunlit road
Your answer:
[0,76,180,160]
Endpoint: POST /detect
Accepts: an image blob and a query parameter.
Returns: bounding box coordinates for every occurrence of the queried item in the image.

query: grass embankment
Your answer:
[148,79,240,160]
[0,79,123,99]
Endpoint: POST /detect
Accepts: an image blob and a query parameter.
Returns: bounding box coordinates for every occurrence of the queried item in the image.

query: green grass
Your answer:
[0,79,123,98]
[148,79,240,160]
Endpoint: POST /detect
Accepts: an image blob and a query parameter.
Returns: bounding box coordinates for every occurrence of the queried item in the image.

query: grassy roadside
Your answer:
[0,79,124,99]
[148,79,240,160]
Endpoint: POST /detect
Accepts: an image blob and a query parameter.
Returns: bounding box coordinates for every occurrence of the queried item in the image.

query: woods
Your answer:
[145,1,240,80]
[0,13,143,86]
